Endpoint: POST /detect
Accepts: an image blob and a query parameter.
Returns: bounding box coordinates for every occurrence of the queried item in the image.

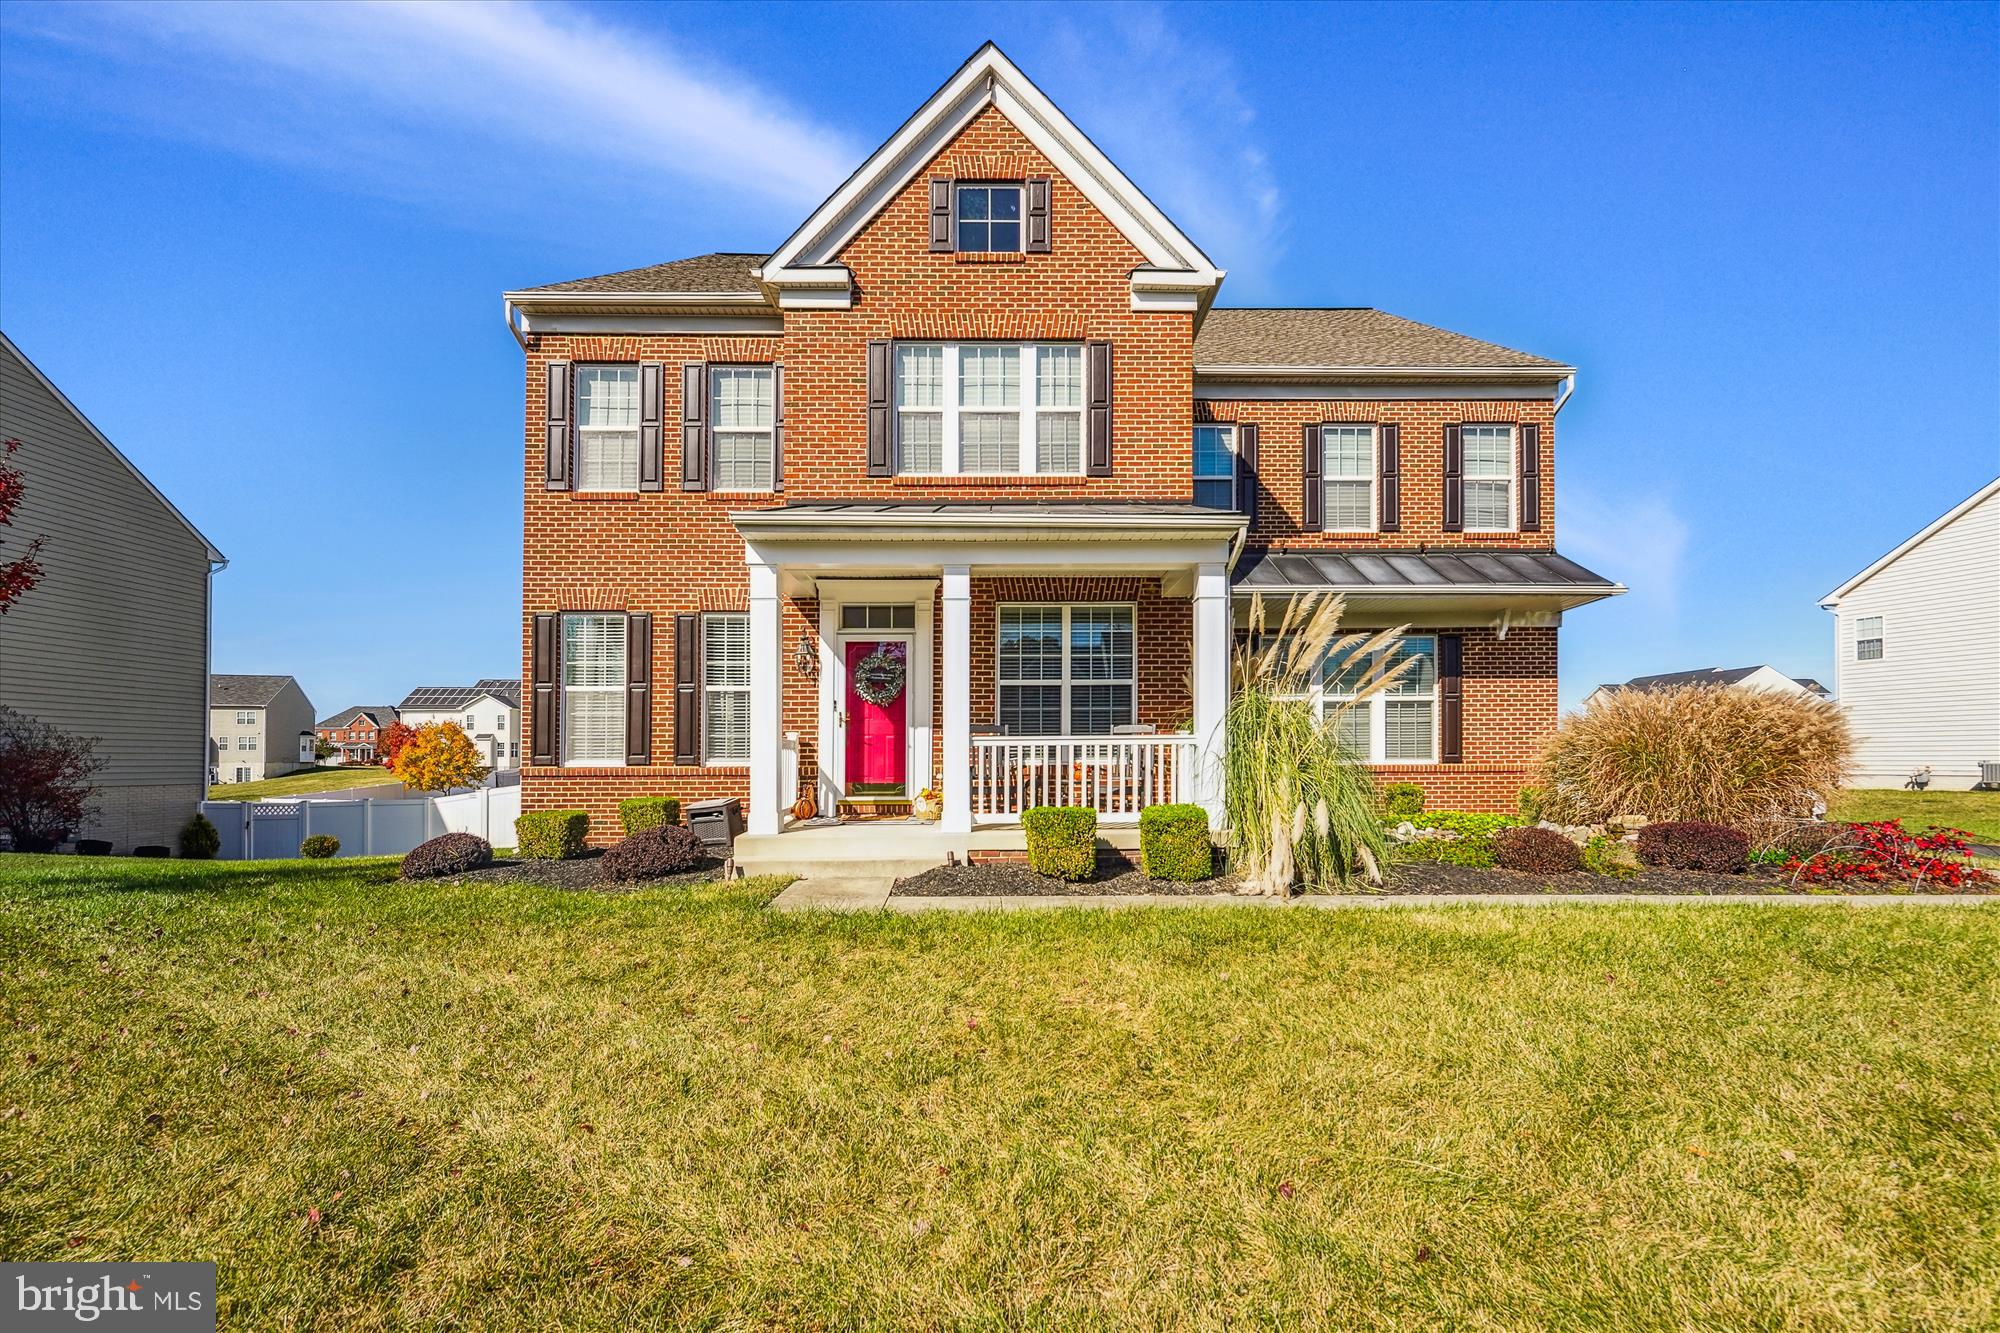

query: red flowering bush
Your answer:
[1782,820,1985,891]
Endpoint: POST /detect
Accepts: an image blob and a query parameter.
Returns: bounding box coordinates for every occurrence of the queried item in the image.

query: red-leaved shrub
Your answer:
[1636,821,1749,873]
[401,833,493,880]
[600,824,707,883]
[1493,826,1583,874]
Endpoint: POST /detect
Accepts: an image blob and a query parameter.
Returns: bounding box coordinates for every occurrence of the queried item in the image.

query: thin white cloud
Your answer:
[1561,482,1689,619]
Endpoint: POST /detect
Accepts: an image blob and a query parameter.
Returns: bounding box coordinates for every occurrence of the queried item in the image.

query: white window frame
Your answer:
[893,343,1084,477]
[1460,423,1517,533]
[559,612,627,767]
[1321,423,1378,533]
[1193,424,1236,510]
[954,182,1024,253]
[573,364,642,494]
[233,766,251,783]
[709,364,777,493]
[234,710,255,726]
[702,612,751,766]
[1855,615,1884,661]
[995,603,1137,736]
[236,735,255,751]
[1317,634,1439,764]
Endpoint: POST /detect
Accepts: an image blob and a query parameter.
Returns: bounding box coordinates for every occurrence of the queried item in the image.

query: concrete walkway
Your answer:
[768,884,1994,912]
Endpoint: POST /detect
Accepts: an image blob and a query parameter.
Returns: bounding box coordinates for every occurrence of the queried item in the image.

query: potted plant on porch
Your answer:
[911,786,941,822]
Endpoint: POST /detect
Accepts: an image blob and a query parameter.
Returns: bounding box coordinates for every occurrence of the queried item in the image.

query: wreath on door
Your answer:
[852,643,907,707]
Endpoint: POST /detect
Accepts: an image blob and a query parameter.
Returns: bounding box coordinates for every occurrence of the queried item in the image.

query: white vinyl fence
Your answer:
[200,785,522,860]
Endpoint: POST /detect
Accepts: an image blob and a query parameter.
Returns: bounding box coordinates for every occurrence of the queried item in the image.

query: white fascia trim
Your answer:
[732,510,1247,538]
[502,290,772,306]
[1194,363,1575,382]
[1819,476,2000,606]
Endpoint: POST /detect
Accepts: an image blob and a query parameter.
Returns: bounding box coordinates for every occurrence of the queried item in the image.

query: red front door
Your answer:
[844,640,908,791]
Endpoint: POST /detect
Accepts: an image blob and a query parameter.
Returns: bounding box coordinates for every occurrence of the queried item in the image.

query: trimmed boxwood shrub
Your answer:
[1023,805,1096,881]
[1382,782,1426,819]
[618,796,682,836]
[1138,803,1213,881]
[1493,826,1582,874]
[401,832,493,880]
[601,824,706,883]
[1637,820,1749,873]
[516,810,590,861]
[178,814,220,861]
[299,834,340,859]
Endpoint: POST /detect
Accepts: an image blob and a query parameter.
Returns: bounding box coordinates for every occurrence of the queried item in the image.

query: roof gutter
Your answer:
[1194,363,1575,382]
[502,289,776,347]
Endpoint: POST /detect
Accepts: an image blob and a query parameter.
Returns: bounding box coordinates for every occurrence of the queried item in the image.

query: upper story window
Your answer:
[1323,425,1377,531]
[560,613,626,765]
[1461,424,1515,531]
[234,710,255,726]
[575,365,641,492]
[1855,615,1884,661]
[463,713,476,731]
[710,366,776,491]
[1194,426,1236,510]
[895,343,1083,475]
[1322,635,1438,763]
[955,183,1022,252]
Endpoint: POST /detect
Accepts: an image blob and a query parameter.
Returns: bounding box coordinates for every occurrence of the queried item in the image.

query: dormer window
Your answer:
[955,184,1022,252]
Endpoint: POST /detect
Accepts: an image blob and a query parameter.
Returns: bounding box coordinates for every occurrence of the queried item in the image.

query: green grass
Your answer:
[208,768,402,801]
[2,856,1996,1330]
[1831,788,2000,843]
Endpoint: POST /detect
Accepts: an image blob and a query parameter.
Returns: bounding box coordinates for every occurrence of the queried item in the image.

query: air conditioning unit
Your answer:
[1978,761,2000,791]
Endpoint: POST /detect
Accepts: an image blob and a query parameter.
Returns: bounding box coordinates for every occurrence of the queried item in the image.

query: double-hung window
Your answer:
[997,605,1135,735]
[702,613,751,764]
[1461,424,1515,531]
[560,613,626,765]
[574,366,641,492]
[710,366,775,490]
[463,713,476,731]
[955,183,1022,252]
[1193,425,1236,509]
[235,711,254,726]
[1855,615,1884,661]
[1322,425,1376,530]
[236,735,254,751]
[894,344,1083,475]
[1320,635,1437,763]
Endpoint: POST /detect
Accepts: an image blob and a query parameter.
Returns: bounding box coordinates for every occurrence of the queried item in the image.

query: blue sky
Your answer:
[2,1,1994,716]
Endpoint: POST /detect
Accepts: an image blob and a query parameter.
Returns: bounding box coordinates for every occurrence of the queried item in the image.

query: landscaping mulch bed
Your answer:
[893,855,1239,897]
[423,850,726,893]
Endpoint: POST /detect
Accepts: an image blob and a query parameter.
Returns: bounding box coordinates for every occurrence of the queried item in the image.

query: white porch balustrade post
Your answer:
[1191,560,1230,828]
[747,555,783,835]
[941,564,972,833]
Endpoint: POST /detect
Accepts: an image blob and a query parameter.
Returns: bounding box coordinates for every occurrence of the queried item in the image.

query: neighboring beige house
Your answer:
[210,675,317,784]
[397,680,521,771]
[1584,666,1830,710]
[1821,478,2000,790]
[0,332,226,850]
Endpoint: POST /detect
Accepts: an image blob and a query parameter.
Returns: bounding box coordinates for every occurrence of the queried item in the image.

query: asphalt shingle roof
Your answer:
[210,675,296,708]
[1602,667,1830,697]
[1194,308,1568,371]
[315,706,398,729]
[519,252,766,295]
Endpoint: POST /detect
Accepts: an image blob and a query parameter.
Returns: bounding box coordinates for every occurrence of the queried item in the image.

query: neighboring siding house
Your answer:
[396,680,521,771]
[0,332,225,850]
[1820,478,1999,790]
[315,706,399,764]
[503,44,1623,845]
[210,675,316,784]
[1584,666,1829,709]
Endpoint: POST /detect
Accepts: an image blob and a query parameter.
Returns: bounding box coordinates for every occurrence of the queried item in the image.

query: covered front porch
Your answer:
[733,503,1245,837]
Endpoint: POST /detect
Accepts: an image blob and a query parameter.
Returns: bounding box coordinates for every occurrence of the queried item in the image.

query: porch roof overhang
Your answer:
[733,502,1246,597]
[1232,547,1625,619]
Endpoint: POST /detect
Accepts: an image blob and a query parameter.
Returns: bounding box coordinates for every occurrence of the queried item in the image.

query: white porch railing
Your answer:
[970,733,1198,821]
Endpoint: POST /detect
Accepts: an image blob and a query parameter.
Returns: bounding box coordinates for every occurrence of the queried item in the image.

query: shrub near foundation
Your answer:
[601,824,706,882]
[1638,821,1750,874]
[1138,804,1214,881]
[1493,826,1582,874]
[1023,806,1097,882]
[618,797,681,836]
[515,810,590,861]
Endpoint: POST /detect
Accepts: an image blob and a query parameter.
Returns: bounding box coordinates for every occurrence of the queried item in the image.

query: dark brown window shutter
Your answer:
[625,612,653,766]
[1378,423,1401,532]
[1442,424,1464,532]
[866,341,892,476]
[530,614,558,764]
[929,178,954,251]
[1238,422,1259,526]
[1519,422,1541,531]
[638,362,664,492]
[1438,633,1464,764]
[1301,423,1324,532]
[680,363,708,491]
[1026,176,1051,252]
[1086,340,1113,475]
[543,362,572,491]
[673,614,701,765]
[772,363,785,493]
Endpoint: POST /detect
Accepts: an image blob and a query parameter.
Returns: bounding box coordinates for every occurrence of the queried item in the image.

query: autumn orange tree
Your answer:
[392,722,489,793]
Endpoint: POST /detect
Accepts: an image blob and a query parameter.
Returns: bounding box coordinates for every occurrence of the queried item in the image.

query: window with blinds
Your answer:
[575,366,641,492]
[1318,635,1437,763]
[893,343,1084,475]
[997,605,1135,735]
[560,613,626,764]
[1193,425,1235,510]
[710,367,775,491]
[1461,424,1515,531]
[703,613,751,764]
[1322,425,1376,531]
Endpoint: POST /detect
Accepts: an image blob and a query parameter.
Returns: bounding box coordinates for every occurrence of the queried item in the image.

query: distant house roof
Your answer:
[1194,308,1570,373]
[518,252,767,296]
[1594,667,1830,697]
[316,706,398,729]
[211,674,297,707]
[399,679,521,711]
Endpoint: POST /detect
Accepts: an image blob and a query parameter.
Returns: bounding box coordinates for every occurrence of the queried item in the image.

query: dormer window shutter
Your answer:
[638,362,664,492]
[772,363,786,493]
[530,614,558,764]
[1378,423,1401,532]
[680,363,708,491]
[543,362,572,491]
[866,341,892,476]
[625,612,653,766]
[1519,422,1541,531]
[1301,423,1324,532]
[1026,177,1051,252]
[1086,340,1113,475]
[1238,422,1259,526]
[929,178,954,252]
[1442,424,1464,532]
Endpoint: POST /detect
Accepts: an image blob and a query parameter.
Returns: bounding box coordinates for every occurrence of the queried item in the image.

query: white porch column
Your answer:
[940,564,972,833]
[747,554,783,835]
[1191,560,1230,827]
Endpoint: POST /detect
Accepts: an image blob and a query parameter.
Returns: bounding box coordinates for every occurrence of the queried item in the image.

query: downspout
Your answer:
[1553,373,1577,415]
[204,554,227,789]
[503,297,528,351]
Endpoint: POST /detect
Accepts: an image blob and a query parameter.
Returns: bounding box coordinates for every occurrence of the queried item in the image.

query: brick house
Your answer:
[504,44,1621,848]
[315,706,399,765]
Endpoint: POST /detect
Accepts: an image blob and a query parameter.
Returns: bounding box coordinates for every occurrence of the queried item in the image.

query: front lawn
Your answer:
[1831,787,2000,843]
[2,856,1995,1329]
[208,767,401,801]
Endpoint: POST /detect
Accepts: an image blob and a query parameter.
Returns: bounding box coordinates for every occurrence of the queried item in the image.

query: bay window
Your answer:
[997,604,1135,735]
[574,366,641,492]
[1461,424,1515,531]
[560,613,626,764]
[1322,425,1376,531]
[893,343,1084,475]
[1193,425,1236,509]
[702,613,751,764]
[1320,635,1437,763]
[710,366,775,491]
